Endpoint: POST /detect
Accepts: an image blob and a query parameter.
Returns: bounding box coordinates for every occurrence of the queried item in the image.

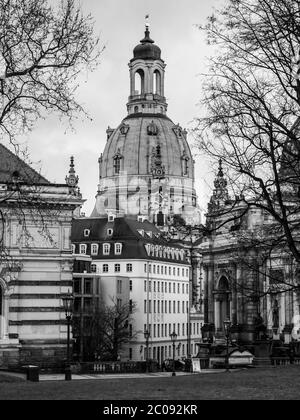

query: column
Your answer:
[214,299,221,330]
[208,265,214,324]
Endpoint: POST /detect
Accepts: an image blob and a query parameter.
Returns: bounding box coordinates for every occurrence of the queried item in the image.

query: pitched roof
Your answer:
[0,143,50,185]
[71,216,189,264]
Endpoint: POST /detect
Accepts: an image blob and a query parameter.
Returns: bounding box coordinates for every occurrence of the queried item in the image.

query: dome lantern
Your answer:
[127,21,167,117]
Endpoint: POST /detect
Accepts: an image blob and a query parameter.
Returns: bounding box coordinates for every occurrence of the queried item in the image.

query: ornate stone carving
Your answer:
[151,144,165,179]
[147,121,159,136]
[119,123,130,135]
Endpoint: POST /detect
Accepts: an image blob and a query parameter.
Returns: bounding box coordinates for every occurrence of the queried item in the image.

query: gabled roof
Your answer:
[0,143,49,185]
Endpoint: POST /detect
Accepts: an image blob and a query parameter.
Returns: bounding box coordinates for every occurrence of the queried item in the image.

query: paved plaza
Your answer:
[0,366,300,400]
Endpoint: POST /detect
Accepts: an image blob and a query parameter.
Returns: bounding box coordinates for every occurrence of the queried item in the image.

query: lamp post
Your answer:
[144,330,150,372]
[62,291,74,381]
[170,331,178,377]
[223,318,231,373]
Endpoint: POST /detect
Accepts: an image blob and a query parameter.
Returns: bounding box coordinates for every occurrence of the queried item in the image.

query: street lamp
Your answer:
[62,291,74,381]
[170,331,178,377]
[144,330,150,372]
[223,318,232,373]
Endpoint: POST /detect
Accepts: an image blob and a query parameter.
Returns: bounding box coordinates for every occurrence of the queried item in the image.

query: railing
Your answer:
[80,361,158,374]
[271,356,300,366]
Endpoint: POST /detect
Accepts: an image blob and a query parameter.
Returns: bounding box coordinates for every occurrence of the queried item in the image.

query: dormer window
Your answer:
[138,229,145,237]
[84,229,90,238]
[115,243,122,255]
[108,213,115,222]
[146,231,153,238]
[71,244,76,254]
[91,244,98,256]
[79,244,87,255]
[103,243,111,255]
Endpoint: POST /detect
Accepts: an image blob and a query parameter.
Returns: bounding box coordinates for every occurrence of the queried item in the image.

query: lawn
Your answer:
[0,366,299,400]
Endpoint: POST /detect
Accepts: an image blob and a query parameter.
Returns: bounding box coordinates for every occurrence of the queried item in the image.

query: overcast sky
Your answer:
[24,0,223,217]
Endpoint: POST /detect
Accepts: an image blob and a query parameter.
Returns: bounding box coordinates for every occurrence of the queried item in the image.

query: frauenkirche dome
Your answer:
[92,23,199,226]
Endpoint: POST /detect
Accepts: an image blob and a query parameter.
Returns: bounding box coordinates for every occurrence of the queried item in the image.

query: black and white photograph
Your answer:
[1,0,300,405]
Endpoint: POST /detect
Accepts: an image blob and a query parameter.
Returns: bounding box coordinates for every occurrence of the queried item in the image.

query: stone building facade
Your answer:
[0,146,83,368]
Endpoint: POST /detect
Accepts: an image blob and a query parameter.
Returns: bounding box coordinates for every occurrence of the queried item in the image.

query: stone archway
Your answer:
[214,276,231,331]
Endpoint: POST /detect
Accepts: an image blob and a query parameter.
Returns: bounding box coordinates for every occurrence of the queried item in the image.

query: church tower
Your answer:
[92,21,200,226]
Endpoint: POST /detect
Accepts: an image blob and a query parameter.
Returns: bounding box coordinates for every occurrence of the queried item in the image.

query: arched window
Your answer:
[153,70,161,95]
[134,106,139,113]
[134,69,145,95]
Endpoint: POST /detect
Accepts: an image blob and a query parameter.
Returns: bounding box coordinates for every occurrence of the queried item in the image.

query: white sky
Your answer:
[24,0,224,217]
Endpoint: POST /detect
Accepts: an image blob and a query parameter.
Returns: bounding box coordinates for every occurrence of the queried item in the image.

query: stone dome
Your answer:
[100,115,193,179]
[132,29,162,61]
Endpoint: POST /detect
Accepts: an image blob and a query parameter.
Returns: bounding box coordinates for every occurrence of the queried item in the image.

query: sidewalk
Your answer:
[39,370,225,381]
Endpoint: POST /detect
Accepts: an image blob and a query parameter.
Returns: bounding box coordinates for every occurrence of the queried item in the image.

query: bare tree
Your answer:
[74,299,137,362]
[0,0,102,145]
[195,0,300,266]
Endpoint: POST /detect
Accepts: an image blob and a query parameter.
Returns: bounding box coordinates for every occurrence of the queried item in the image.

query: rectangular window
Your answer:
[144,280,147,292]
[186,269,189,277]
[169,346,171,357]
[115,243,122,255]
[177,268,180,276]
[84,279,92,294]
[154,325,156,338]
[117,279,122,294]
[186,284,189,294]
[126,263,133,272]
[169,282,171,293]
[115,264,121,272]
[169,267,171,276]
[161,324,164,337]
[157,266,160,274]
[149,300,152,313]
[74,278,81,294]
[173,267,176,276]
[169,324,171,336]
[177,301,180,313]
[129,300,133,314]
[169,301,171,313]
[165,282,167,293]
[165,267,167,275]
[79,244,86,255]
[154,281,156,292]
[103,243,110,255]
[177,283,180,294]
[182,323,185,336]
[153,265,156,274]
[157,325,160,338]
[144,263,147,273]
[154,300,156,313]
[182,301,185,313]
[144,300,147,313]
[182,268,185,277]
[161,300,164,313]
[165,301,167,313]
[173,301,176,313]
[149,281,152,292]
[157,300,160,313]
[83,297,92,311]
[103,264,109,273]
[178,323,180,336]
[130,280,132,291]
[91,244,98,255]
[173,283,176,293]
[129,324,133,338]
